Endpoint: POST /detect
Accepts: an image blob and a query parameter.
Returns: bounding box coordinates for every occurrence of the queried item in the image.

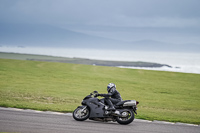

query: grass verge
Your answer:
[0,58,200,124]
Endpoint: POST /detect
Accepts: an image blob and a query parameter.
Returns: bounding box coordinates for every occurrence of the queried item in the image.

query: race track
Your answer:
[0,107,199,133]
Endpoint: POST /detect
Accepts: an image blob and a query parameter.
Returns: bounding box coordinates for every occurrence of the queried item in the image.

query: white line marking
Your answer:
[134,119,152,123]
[153,120,175,124]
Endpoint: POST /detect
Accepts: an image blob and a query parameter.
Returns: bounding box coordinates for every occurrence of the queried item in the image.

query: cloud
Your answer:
[1,0,200,26]
[0,0,200,44]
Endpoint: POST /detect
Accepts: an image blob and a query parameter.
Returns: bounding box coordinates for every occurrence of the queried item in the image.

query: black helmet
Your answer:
[107,83,116,92]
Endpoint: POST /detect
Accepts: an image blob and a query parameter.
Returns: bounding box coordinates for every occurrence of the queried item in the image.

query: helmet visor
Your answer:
[107,86,112,92]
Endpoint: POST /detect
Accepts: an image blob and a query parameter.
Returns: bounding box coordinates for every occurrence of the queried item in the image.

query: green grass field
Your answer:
[0,58,200,124]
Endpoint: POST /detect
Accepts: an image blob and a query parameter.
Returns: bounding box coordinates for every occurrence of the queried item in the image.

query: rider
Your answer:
[98,83,122,111]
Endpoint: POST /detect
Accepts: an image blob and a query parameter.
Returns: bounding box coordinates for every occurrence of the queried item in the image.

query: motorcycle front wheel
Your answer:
[116,109,134,125]
[73,107,90,121]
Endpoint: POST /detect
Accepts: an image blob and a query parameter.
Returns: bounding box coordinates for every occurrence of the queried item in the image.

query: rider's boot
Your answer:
[108,106,115,111]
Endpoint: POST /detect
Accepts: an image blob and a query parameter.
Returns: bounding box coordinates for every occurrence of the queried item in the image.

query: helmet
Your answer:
[107,83,116,92]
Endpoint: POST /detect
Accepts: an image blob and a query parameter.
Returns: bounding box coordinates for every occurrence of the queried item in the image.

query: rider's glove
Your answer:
[94,94,99,97]
[98,94,106,97]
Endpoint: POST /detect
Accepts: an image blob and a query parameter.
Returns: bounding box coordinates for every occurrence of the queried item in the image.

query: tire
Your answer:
[73,107,90,121]
[116,109,134,125]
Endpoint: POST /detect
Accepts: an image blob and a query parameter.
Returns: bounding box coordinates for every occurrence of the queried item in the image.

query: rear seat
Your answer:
[115,100,131,106]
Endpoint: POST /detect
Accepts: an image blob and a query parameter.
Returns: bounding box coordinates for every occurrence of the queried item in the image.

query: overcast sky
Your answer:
[0,0,200,44]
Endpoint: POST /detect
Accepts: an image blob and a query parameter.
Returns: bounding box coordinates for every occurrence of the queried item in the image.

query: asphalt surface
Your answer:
[0,108,199,133]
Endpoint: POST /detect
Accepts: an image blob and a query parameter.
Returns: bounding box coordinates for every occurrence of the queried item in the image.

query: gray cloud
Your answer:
[0,0,200,44]
[1,0,200,26]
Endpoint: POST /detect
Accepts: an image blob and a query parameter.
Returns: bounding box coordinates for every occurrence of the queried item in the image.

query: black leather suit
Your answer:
[99,88,122,109]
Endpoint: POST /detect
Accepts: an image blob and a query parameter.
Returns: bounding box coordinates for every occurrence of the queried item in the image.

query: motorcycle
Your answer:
[73,91,139,125]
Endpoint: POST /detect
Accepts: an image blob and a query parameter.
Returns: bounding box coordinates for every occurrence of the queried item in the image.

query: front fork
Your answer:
[81,106,87,112]
[77,105,87,113]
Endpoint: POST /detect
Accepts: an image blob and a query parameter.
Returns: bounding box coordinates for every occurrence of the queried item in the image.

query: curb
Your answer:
[0,107,199,127]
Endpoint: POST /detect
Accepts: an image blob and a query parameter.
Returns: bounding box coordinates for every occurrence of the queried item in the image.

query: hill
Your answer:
[0,23,126,49]
[0,23,199,52]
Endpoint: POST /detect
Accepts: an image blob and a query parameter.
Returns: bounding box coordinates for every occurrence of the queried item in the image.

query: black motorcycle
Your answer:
[73,91,139,125]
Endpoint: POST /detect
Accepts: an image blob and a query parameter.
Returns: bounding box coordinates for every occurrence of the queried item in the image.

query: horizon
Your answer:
[1,47,200,74]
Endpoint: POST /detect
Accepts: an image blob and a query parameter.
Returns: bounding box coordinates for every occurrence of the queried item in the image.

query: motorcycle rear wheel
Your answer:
[73,107,90,121]
[116,109,134,125]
